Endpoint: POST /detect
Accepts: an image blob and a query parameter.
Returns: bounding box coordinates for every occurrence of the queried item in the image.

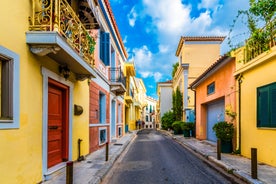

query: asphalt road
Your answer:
[102,129,234,184]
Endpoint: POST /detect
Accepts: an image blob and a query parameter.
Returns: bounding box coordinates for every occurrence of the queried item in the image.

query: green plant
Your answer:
[212,121,234,141]
[161,111,175,130]
[172,62,179,77]
[172,87,183,121]
[172,121,183,134]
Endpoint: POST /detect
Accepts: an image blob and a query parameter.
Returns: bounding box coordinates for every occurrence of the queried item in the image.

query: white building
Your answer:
[157,80,173,128]
[144,96,157,129]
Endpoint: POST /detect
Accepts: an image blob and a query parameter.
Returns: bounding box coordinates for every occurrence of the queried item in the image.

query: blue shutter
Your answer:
[100,32,110,66]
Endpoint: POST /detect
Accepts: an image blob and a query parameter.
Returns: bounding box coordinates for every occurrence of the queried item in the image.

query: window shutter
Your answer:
[270,85,276,127]
[100,32,110,66]
[257,87,269,127]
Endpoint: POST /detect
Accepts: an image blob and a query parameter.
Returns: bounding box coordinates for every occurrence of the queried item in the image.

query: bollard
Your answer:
[251,148,258,179]
[66,161,73,184]
[217,139,221,160]
[105,142,109,161]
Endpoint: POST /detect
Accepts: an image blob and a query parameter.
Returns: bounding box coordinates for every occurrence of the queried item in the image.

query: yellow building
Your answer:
[0,0,127,183]
[174,36,225,122]
[233,24,276,166]
[124,62,136,131]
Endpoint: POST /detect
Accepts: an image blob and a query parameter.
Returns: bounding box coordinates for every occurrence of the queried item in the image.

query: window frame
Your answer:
[99,127,107,145]
[257,82,276,128]
[0,46,19,129]
[207,82,215,95]
[99,92,106,124]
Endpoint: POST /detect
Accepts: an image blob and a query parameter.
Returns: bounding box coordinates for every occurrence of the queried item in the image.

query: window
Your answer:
[150,105,152,113]
[0,46,19,129]
[146,115,148,122]
[118,103,121,124]
[99,127,107,145]
[99,92,106,124]
[118,126,122,137]
[207,82,215,95]
[100,31,110,66]
[257,82,276,127]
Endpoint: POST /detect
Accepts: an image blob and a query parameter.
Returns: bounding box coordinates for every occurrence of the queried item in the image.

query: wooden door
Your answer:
[48,79,69,168]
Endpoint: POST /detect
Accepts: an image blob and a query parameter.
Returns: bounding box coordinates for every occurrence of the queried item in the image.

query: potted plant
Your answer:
[212,121,234,153]
[181,122,195,137]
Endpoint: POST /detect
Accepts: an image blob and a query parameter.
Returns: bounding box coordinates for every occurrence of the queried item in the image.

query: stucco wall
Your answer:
[194,59,236,142]
[239,50,276,167]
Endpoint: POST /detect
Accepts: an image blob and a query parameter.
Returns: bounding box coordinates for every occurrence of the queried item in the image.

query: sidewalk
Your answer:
[160,130,276,184]
[43,131,136,184]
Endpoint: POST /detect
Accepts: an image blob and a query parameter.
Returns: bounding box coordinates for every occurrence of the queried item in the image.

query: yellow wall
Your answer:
[238,47,276,166]
[0,1,91,183]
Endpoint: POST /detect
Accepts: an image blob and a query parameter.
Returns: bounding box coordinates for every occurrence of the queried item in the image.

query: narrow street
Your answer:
[102,129,237,184]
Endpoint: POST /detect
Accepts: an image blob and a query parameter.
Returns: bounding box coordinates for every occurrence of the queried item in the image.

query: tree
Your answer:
[228,0,276,51]
[172,62,179,78]
[161,111,175,130]
[172,87,183,121]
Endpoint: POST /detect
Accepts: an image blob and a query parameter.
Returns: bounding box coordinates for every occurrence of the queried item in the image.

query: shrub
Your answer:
[161,111,175,130]
[172,121,184,134]
[212,121,234,141]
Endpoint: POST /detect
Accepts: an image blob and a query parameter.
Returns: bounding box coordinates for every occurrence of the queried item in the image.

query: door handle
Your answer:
[49,126,58,130]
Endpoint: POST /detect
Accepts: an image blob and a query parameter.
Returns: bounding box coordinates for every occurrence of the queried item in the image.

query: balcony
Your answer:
[26,0,99,80]
[108,67,126,96]
[244,18,276,63]
[125,89,134,104]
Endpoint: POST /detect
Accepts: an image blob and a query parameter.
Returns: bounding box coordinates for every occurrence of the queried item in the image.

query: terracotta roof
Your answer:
[182,36,226,42]
[189,55,234,88]
[104,0,128,58]
[175,36,226,56]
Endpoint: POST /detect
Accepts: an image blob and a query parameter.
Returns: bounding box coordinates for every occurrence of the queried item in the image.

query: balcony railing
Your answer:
[29,0,96,65]
[108,67,126,95]
[245,18,276,63]
[109,67,126,86]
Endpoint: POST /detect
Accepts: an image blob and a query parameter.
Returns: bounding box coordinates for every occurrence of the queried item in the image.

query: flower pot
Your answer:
[221,140,233,153]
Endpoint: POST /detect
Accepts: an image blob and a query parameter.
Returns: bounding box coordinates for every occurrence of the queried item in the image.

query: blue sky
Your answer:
[109,0,249,99]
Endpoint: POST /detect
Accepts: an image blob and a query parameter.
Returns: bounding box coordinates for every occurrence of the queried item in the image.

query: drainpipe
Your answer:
[190,87,196,137]
[237,74,243,153]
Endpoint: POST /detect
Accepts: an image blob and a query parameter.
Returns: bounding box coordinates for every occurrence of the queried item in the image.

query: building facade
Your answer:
[233,30,276,166]
[157,80,173,128]
[190,56,236,148]
[144,96,157,129]
[0,0,129,183]
[174,36,225,122]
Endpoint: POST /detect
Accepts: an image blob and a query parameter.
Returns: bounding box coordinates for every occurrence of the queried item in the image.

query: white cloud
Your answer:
[123,35,128,44]
[127,7,138,27]
[198,0,219,10]
[158,45,169,53]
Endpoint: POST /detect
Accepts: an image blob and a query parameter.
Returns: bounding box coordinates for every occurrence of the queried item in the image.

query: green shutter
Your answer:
[257,87,269,127]
[270,85,276,127]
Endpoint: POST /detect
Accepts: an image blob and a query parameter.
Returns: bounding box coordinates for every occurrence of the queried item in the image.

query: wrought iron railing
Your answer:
[29,0,96,65]
[108,67,126,88]
[245,18,276,63]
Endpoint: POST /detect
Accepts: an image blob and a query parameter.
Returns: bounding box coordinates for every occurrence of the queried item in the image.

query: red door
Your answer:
[48,79,69,168]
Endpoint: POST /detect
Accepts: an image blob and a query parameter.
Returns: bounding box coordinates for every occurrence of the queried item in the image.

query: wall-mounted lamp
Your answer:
[74,104,83,116]
[59,65,71,80]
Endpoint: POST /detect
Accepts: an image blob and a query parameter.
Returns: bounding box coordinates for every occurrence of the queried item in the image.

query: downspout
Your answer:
[190,87,196,137]
[237,74,243,153]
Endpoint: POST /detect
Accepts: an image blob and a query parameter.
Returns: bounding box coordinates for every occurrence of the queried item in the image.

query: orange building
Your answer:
[190,56,236,147]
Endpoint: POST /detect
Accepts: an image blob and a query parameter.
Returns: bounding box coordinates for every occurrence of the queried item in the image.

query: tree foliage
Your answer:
[161,111,175,130]
[228,0,276,50]
[172,62,179,78]
[172,87,183,121]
